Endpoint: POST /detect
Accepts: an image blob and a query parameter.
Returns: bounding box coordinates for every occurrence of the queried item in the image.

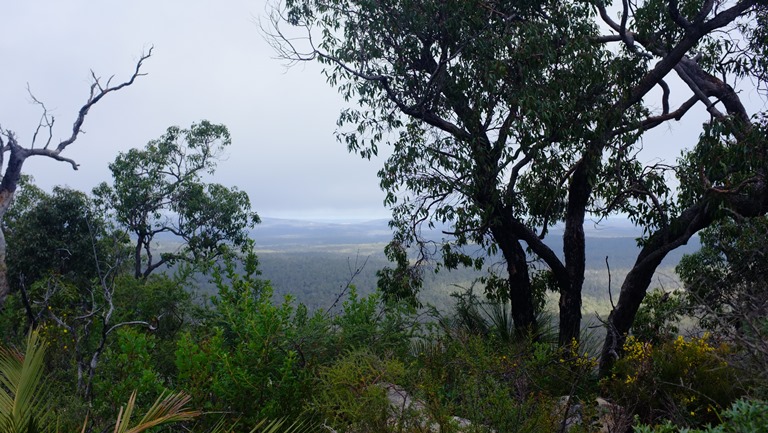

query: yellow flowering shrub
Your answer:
[603,334,742,427]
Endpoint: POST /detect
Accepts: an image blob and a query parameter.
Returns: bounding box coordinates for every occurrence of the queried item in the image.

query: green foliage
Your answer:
[311,350,405,433]
[5,182,126,292]
[633,399,768,433]
[405,325,593,432]
[376,240,423,307]
[632,289,687,345]
[93,328,167,418]
[677,217,768,330]
[677,216,768,394]
[0,331,50,433]
[93,120,259,279]
[604,335,742,427]
[175,250,420,427]
[334,287,417,359]
[526,338,599,398]
[448,286,555,345]
[175,256,308,425]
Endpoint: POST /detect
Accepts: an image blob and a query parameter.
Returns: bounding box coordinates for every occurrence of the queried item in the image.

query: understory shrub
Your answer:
[175,253,418,428]
[175,255,310,426]
[604,334,742,427]
[403,309,600,433]
[633,398,768,433]
[93,327,167,420]
[311,349,406,433]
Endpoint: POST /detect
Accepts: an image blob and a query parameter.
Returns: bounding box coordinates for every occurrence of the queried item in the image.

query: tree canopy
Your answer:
[94,120,260,279]
[5,181,122,290]
[270,0,768,371]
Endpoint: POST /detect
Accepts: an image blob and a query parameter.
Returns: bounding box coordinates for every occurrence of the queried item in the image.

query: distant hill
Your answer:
[253,217,394,247]
[252,217,699,270]
[236,217,702,313]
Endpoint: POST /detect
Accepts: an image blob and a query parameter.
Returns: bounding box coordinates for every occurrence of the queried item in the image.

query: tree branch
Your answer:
[56,47,153,155]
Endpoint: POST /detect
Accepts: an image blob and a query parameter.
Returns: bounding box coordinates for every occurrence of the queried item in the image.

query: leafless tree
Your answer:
[0,49,152,308]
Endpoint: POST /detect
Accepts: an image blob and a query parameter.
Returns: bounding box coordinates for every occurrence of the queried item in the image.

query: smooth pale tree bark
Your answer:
[0,49,152,308]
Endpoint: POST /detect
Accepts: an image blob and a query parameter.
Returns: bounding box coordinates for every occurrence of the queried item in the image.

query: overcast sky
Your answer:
[2,1,763,222]
[1,0,390,221]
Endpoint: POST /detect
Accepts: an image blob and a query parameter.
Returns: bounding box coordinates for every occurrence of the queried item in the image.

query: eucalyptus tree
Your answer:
[269,0,767,370]
[94,121,260,279]
[0,50,151,308]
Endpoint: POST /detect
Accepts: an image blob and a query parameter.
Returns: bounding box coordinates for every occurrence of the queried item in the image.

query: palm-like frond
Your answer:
[0,330,50,433]
[205,417,318,433]
[249,418,317,433]
[113,390,200,433]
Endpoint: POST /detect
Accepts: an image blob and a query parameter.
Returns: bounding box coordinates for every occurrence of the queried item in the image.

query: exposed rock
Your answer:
[595,397,631,433]
[555,396,631,433]
[380,382,476,432]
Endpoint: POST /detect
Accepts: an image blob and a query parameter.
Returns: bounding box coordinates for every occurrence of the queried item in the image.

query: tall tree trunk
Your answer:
[599,256,664,374]
[0,147,29,308]
[0,210,11,308]
[491,223,537,336]
[560,156,593,345]
[599,183,768,373]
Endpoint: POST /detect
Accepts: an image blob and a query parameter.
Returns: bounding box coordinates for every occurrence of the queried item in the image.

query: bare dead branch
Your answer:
[606,256,615,310]
[56,47,153,155]
[27,85,56,150]
[26,148,79,170]
[106,320,157,335]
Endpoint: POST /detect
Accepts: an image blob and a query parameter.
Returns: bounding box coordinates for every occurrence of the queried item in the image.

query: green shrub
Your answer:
[174,254,311,426]
[525,338,599,398]
[333,287,418,359]
[311,349,405,433]
[93,327,167,418]
[633,398,768,433]
[632,289,687,345]
[405,326,592,432]
[604,334,742,427]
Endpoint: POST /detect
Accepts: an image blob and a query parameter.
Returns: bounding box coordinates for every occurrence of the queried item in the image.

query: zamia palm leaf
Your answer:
[206,417,317,433]
[249,418,316,433]
[112,390,200,433]
[0,330,50,433]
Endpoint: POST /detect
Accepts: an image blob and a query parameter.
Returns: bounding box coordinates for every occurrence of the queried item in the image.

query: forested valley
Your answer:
[1,0,768,432]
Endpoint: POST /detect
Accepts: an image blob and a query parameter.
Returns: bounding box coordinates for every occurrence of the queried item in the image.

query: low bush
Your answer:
[603,334,742,427]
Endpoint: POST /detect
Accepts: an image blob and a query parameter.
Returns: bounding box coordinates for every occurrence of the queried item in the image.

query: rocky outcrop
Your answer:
[555,396,631,433]
[381,382,473,432]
